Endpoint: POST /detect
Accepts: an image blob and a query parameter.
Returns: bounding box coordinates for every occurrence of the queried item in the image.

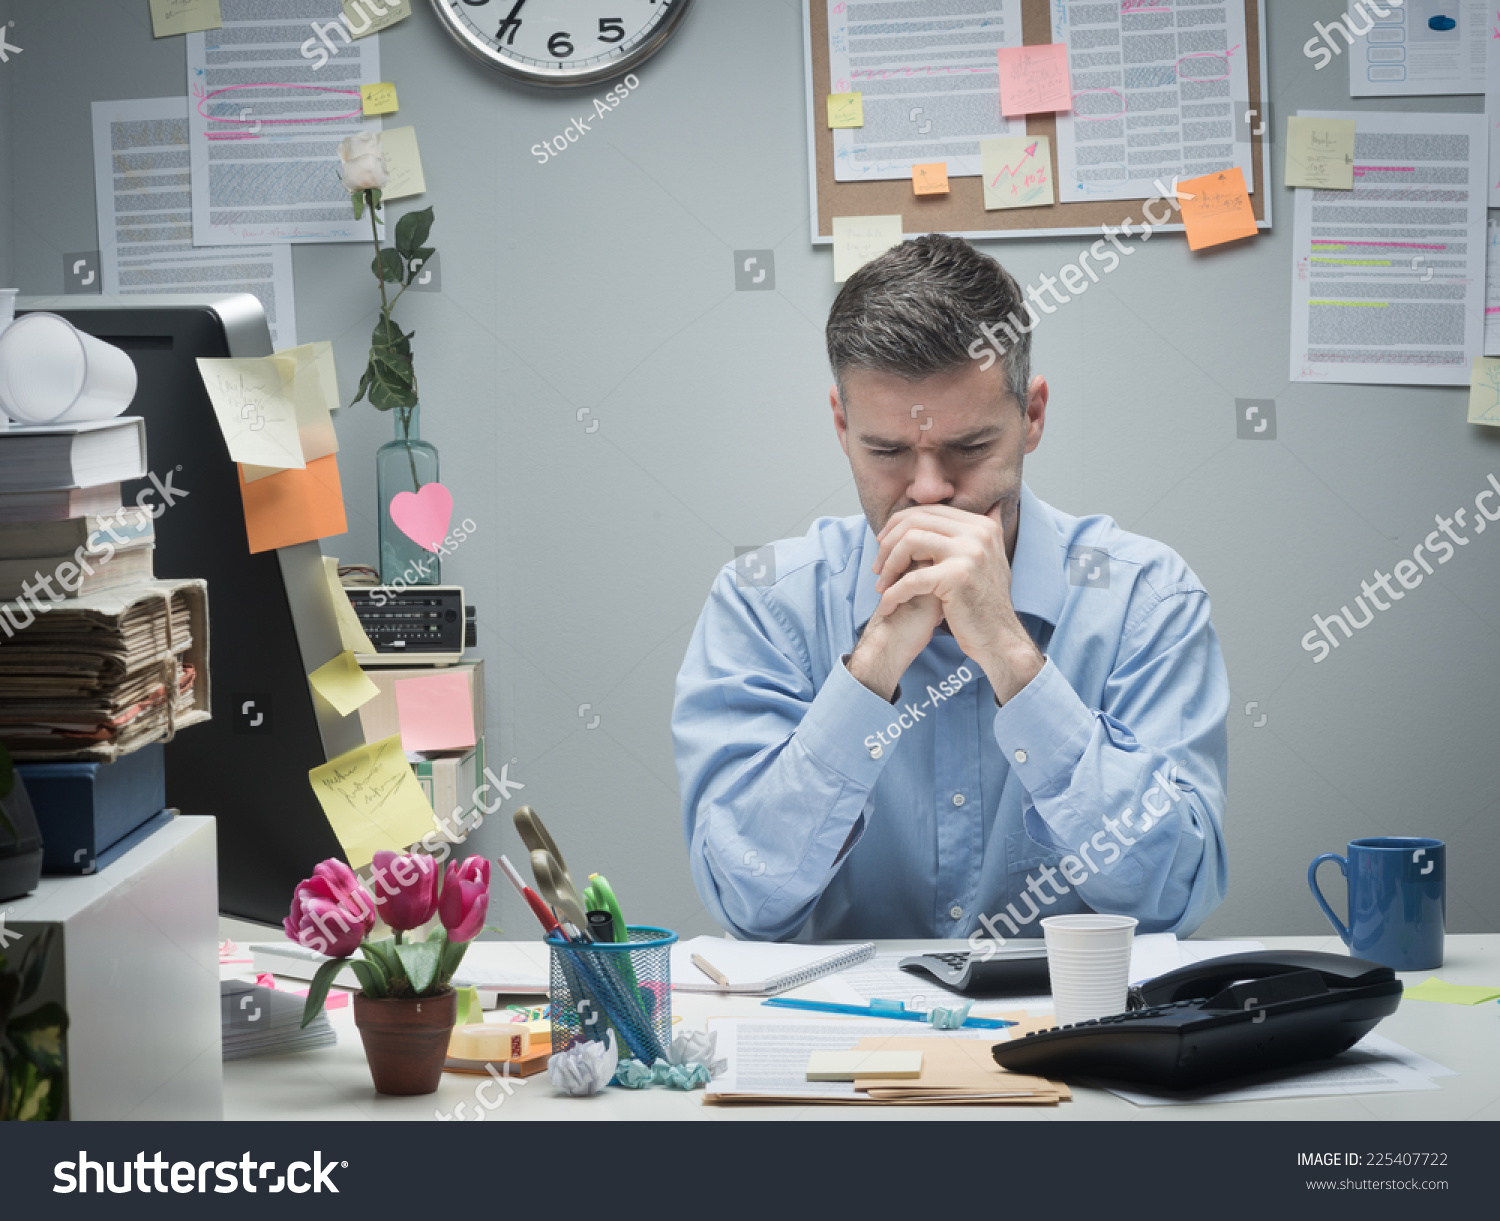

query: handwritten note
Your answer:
[323,557,376,654]
[827,92,864,128]
[395,670,476,753]
[361,83,399,117]
[196,356,307,470]
[380,126,426,201]
[832,215,904,283]
[1285,117,1356,190]
[1469,357,1500,426]
[342,0,411,38]
[242,341,340,482]
[149,0,222,38]
[1177,167,1259,251]
[995,44,1072,117]
[980,137,1055,210]
[912,163,950,195]
[309,650,381,718]
[308,735,436,869]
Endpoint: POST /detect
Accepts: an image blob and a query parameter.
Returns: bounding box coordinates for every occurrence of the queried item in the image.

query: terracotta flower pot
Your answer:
[352,988,458,1096]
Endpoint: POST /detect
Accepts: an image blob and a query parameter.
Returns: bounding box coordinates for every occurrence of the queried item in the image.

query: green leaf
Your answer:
[371,248,404,283]
[370,188,383,212]
[348,958,387,998]
[372,345,412,383]
[437,932,469,986]
[361,937,407,989]
[349,363,374,409]
[352,191,365,221]
[394,207,434,259]
[405,247,436,286]
[4,1053,62,1121]
[300,956,348,1029]
[368,364,417,410]
[372,319,411,360]
[393,939,441,995]
[8,1002,68,1074]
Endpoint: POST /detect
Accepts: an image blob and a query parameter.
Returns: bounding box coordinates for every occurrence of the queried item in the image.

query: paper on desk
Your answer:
[832,215,903,283]
[996,44,1071,117]
[308,650,380,718]
[150,0,221,38]
[242,343,340,482]
[90,97,297,351]
[1402,977,1500,1005]
[323,557,376,654]
[187,1,383,246]
[197,357,307,470]
[394,669,476,752]
[308,734,436,868]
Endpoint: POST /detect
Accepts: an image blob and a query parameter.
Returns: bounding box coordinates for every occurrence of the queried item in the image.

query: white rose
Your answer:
[338,131,388,192]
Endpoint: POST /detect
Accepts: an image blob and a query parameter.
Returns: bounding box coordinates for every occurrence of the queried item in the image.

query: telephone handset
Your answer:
[991,950,1403,1089]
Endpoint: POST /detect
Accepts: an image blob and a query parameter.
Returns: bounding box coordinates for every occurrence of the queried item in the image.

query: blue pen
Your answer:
[762,996,1015,1029]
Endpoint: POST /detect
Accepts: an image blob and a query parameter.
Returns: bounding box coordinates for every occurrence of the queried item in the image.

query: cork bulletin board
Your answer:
[804,0,1271,242]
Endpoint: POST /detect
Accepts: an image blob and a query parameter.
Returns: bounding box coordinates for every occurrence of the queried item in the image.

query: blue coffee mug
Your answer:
[1308,837,1444,971]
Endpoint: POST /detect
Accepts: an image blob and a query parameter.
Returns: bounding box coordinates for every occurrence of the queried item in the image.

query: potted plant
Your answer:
[0,925,67,1120]
[284,851,491,1096]
[336,131,441,586]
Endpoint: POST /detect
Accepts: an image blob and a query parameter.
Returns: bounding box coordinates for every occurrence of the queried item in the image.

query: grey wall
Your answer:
[2,0,1496,941]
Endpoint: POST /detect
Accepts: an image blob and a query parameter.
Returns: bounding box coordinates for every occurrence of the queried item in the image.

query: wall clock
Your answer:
[429,0,696,88]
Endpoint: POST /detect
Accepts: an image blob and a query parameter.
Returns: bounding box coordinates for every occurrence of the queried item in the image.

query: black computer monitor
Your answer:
[14,294,363,925]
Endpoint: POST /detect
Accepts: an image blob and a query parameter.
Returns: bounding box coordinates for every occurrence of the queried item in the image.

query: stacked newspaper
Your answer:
[221,981,336,1062]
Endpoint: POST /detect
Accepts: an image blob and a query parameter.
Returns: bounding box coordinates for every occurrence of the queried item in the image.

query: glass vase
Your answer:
[376,404,440,586]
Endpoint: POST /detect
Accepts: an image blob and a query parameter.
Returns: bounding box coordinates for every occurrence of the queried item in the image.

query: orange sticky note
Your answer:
[237,453,348,553]
[1177,167,1259,251]
[996,44,1072,116]
[913,163,949,195]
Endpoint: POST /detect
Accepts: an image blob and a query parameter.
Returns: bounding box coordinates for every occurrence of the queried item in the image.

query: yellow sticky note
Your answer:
[243,342,340,482]
[195,356,307,471]
[1468,357,1500,426]
[1402,977,1500,1005]
[827,92,864,128]
[323,556,377,654]
[1177,167,1259,251]
[309,650,381,718]
[913,163,950,196]
[309,735,437,869]
[832,215,904,283]
[361,83,399,117]
[343,0,411,38]
[380,126,426,201]
[980,137,1055,210]
[1285,117,1356,191]
[150,0,222,38]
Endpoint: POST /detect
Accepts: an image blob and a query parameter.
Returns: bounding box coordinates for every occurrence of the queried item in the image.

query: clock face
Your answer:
[428,0,694,87]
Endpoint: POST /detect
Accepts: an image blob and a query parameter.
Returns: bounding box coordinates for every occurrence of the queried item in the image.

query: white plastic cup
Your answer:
[0,289,16,336]
[1041,914,1138,1026]
[0,311,138,426]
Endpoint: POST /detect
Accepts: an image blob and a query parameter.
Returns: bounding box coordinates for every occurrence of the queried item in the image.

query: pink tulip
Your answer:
[369,850,439,931]
[284,859,375,958]
[439,856,490,943]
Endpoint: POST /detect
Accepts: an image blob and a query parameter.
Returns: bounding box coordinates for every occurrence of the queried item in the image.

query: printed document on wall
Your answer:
[1485,219,1500,356]
[1347,1,1486,97]
[826,0,1023,181]
[90,96,297,350]
[1486,19,1500,206]
[1048,0,1252,204]
[187,0,383,245]
[1290,110,1486,387]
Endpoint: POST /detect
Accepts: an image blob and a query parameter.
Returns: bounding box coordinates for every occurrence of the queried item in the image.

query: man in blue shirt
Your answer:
[673,234,1228,945]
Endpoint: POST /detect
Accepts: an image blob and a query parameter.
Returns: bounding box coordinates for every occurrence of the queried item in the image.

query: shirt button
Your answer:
[949,905,963,920]
[870,744,883,759]
[952,793,965,807]
[1013,749,1028,764]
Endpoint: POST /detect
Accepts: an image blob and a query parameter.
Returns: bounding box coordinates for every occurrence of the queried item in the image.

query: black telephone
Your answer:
[990,950,1403,1089]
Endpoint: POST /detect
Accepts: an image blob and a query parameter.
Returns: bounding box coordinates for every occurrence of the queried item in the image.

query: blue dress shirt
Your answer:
[672,482,1229,943]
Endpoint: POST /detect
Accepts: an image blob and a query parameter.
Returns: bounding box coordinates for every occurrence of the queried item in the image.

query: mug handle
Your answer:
[1308,853,1351,946]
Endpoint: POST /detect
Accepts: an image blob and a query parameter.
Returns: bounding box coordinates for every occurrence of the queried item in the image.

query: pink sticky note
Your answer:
[394,670,476,753]
[996,44,1073,116]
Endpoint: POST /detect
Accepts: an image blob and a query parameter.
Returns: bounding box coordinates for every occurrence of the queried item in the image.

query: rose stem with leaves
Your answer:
[367,186,422,490]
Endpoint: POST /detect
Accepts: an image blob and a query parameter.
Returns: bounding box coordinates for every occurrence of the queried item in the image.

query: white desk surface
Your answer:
[219,922,1500,1122]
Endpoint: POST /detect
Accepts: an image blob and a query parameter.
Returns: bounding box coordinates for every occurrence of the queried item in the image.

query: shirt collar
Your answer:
[852,481,1066,632]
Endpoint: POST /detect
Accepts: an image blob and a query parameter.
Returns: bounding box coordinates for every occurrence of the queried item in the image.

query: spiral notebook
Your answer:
[671,936,876,995]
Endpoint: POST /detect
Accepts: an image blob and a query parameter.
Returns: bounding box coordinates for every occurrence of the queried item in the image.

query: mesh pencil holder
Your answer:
[548,925,676,1073]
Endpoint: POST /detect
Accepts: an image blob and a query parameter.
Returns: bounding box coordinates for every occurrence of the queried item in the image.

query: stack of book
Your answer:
[220,981,337,1062]
[1,416,209,871]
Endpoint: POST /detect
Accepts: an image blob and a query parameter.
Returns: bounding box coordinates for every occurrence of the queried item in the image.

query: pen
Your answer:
[762,996,1015,1030]
[691,953,730,988]
[496,854,569,942]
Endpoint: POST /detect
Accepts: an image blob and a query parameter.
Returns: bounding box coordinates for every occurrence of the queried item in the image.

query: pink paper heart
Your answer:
[389,482,453,553]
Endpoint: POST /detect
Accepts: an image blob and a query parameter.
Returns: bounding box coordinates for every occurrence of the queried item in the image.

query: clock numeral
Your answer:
[548,31,574,58]
[497,18,522,44]
[598,18,626,43]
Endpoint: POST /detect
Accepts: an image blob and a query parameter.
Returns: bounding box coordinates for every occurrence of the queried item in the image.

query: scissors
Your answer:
[513,806,581,897]
[530,848,592,938]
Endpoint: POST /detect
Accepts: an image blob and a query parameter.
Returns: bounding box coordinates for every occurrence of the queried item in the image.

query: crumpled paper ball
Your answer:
[666,1029,726,1078]
[616,1059,715,1090]
[928,1000,974,1030]
[548,1029,618,1096]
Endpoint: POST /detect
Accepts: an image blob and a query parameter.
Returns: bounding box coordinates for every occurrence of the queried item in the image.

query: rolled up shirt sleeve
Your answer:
[989,586,1229,937]
[673,570,902,940]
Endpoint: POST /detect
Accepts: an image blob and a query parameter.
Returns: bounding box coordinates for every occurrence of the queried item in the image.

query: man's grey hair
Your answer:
[825,233,1033,412]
